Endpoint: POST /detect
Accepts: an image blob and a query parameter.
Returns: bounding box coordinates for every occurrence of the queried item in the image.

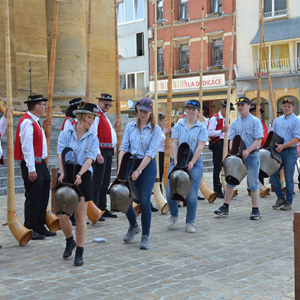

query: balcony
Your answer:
[235,57,300,78]
[264,8,288,19]
[120,87,149,101]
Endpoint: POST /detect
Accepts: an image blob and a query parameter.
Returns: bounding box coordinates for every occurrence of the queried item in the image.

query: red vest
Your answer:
[97,110,113,150]
[261,120,268,148]
[209,113,224,144]
[14,113,43,163]
[61,117,77,130]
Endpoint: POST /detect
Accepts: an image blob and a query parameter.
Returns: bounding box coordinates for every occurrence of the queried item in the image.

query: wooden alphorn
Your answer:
[3,0,33,246]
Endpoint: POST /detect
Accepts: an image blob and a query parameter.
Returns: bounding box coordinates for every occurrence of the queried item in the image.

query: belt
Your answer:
[249,149,259,154]
[130,158,156,161]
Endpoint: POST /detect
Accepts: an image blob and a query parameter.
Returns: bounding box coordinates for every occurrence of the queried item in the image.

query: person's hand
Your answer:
[97,154,104,164]
[221,125,229,133]
[113,119,121,128]
[187,161,194,171]
[131,170,140,181]
[275,143,285,153]
[75,174,82,185]
[28,171,37,182]
[4,107,14,118]
[163,127,172,135]
[58,172,64,182]
[174,158,178,166]
[242,149,250,159]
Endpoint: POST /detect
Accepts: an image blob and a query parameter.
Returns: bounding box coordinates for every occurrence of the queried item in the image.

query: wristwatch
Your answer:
[136,169,142,174]
[77,172,82,177]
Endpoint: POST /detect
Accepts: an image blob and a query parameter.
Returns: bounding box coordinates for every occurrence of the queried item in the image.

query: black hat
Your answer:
[73,102,98,116]
[24,94,48,104]
[221,101,235,111]
[282,97,295,106]
[235,97,251,105]
[96,93,114,101]
[136,97,153,112]
[186,99,201,109]
[69,98,84,109]
[250,104,264,114]
[277,109,284,115]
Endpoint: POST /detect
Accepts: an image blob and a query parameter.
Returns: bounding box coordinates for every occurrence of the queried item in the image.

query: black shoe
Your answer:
[37,228,57,237]
[151,203,159,212]
[71,220,76,226]
[214,205,229,216]
[74,247,84,266]
[216,192,224,199]
[250,208,261,220]
[98,216,105,222]
[198,196,205,200]
[63,238,76,259]
[31,231,46,240]
[102,210,118,218]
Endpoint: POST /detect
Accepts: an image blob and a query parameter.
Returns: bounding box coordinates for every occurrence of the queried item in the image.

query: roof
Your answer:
[250,17,300,44]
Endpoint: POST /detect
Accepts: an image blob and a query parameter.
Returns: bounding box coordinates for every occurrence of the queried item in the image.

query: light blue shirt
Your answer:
[57,124,99,173]
[120,121,162,159]
[171,118,208,161]
[272,113,300,146]
[229,113,264,149]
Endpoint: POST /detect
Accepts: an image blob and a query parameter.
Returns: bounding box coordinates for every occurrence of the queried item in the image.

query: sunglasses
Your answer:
[283,98,293,103]
[236,98,249,103]
[103,103,113,108]
[186,100,200,108]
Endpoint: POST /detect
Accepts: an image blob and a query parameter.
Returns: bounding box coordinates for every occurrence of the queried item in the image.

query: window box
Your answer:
[178,17,189,23]
[210,65,222,70]
[158,71,165,76]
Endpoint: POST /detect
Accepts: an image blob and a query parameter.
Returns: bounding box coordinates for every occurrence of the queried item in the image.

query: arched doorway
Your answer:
[277,96,299,115]
[250,98,269,127]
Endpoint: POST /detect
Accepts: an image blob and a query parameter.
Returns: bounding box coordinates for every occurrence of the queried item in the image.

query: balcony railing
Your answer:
[120,87,149,101]
[264,8,288,19]
[235,57,300,78]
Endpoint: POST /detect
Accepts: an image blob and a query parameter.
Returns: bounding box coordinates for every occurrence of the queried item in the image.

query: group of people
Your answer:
[1,92,299,266]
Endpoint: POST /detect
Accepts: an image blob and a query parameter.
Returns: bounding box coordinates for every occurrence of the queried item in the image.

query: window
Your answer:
[261,43,289,70]
[297,43,300,71]
[264,0,287,18]
[180,44,189,70]
[157,1,163,21]
[118,33,144,58]
[179,0,188,20]
[119,72,145,89]
[117,0,144,24]
[211,0,222,14]
[212,39,223,67]
[136,33,144,56]
[157,47,164,73]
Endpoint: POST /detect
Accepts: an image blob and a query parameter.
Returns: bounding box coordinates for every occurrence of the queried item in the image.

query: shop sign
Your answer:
[150,74,225,92]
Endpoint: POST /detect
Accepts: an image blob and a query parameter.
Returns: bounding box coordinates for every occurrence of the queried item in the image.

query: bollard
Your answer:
[294,212,300,299]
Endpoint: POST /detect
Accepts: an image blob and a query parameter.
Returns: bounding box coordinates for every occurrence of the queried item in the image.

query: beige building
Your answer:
[236,0,300,127]
[0,0,116,110]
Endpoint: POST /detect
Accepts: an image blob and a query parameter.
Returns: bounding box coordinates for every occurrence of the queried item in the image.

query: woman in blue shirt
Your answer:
[57,102,99,266]
[166,100,208,233]
[119,97,161,250]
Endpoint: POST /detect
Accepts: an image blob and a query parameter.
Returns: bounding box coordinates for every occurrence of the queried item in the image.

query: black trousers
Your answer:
[92,148,113,211]
[21,160,50,231]
[212,139,223,193]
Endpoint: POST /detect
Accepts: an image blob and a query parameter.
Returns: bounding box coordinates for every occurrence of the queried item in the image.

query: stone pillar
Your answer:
[46,0,86,106]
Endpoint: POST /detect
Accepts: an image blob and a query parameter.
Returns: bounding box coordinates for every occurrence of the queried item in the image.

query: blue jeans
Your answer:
[125,160,157,236]
[166,157,204,224]
[270,147,298,204]
[227,152,260,191]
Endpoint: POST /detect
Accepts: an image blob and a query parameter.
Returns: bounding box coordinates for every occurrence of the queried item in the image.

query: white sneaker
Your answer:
[167,216,178,229]
[186,223,196,233]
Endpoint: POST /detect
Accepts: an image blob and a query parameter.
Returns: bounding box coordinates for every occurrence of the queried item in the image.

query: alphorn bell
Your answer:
[259,182,270,198]
[3,0,33,246]
[280,169,287,197]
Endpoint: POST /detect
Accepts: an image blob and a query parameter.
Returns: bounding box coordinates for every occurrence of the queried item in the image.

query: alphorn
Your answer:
[3,0,33,246]
[152,0,169,214]
[198,5,217,203]
[259,182,270,198]
[280,169,287,197]
[84,0,104,224]
[44,0,60,233]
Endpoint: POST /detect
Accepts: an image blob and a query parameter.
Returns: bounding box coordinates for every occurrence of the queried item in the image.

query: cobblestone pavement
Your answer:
[0,173,298,300]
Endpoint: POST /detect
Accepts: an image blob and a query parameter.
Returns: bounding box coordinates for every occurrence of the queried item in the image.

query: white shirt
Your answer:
[63,117,78,131]
[208,111,227,140]
[0,117,7,159]
[158,131,166,152]
[91,107,117,147]
[19,111,47,172]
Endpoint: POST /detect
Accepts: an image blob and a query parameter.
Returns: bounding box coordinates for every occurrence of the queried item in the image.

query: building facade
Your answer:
[236,0,300,126]
[117,0,149,111]
[148,0,237,122]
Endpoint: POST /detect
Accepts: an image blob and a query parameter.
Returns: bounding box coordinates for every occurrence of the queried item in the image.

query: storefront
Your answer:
[149,74,237,123]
